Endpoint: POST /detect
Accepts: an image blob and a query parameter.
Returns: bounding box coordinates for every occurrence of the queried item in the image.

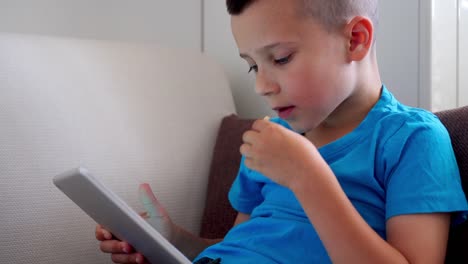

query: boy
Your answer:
[96,0,468,263]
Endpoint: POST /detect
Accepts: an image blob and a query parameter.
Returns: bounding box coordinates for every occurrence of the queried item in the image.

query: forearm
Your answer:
[171,224,222,260]
[171,212,248,260]
[291,159,409,264]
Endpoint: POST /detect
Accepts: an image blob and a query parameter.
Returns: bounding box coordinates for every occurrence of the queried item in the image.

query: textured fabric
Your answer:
[0,33,236,264]
[435,106,468,263]
[199,114,254,239]
[197,87,468,263]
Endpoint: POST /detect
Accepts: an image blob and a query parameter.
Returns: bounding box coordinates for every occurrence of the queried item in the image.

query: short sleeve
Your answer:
[383,114,468,223]
[228,156,265,214]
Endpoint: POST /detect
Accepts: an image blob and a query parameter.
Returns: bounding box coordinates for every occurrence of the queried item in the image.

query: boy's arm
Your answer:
[170,212,250,259]
[292,164,449,264]
[169,223,220,260]
[386,213,450,263]
[96,212,250,263]
[139,183,242,260]
[96,184,250,263]
[233,212,251,226]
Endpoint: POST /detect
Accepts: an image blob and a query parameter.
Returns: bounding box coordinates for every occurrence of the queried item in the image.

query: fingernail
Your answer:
[122,246,129,254]
[103,231,111,240]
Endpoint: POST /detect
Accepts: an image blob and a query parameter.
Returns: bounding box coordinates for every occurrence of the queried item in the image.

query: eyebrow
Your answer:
[239,42,295,59]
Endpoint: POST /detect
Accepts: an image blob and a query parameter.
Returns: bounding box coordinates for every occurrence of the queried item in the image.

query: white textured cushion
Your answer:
[0,33,236,264]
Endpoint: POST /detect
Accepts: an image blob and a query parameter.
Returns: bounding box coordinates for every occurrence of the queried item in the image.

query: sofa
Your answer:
[1,32,466,264]
[0,32,235,264]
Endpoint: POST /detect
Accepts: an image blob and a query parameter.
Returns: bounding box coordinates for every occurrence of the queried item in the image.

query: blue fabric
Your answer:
[194,86,468,263]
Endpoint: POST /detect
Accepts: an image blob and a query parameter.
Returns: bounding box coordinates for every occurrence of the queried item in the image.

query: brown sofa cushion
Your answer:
[435,106,468,263]
[199,114,254,239]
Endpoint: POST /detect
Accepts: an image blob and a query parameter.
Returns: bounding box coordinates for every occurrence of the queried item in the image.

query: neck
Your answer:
[306,81,382,147]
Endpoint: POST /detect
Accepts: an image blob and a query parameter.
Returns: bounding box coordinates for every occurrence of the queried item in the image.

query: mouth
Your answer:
[273,106,296,119]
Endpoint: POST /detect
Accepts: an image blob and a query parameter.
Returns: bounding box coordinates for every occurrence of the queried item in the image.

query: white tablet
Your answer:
[53,167,192,264]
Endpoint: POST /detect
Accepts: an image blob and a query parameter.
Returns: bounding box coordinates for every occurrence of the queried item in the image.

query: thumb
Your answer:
[138,183,169,220]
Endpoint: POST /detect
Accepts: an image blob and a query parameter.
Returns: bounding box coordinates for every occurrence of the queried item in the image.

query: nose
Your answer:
[255,70,280,96]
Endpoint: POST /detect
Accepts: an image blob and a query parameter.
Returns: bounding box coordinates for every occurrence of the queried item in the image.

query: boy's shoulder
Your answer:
[356,86,446,139]
[371,96,451,152]
[378,100,446,134]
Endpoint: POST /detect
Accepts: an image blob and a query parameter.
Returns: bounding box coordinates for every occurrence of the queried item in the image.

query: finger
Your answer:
[242,130,258,145]
[96,225,104,240]
[110,253,141,264]
[239,143,253,158]
[96,225,113,241]
[135,253,149,264]
[244,157,257,171]
[138,183,169,219]
[251,119,270,132]
[139,211,149,219]
[100,240,133,254]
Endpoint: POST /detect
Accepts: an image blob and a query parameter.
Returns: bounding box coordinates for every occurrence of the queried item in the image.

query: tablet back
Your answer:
[53,167,191,264]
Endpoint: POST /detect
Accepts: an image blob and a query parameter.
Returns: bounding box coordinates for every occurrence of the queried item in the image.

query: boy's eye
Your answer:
[274,54,292,65]
[248,65,258,74]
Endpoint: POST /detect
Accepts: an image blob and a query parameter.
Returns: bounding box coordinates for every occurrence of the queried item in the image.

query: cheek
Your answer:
[284,66,336,107]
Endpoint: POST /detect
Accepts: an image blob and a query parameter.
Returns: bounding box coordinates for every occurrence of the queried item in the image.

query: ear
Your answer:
[344,16,374,62]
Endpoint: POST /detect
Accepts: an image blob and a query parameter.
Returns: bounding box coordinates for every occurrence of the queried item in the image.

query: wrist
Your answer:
[289,153,331,196]
[170,223,184,245]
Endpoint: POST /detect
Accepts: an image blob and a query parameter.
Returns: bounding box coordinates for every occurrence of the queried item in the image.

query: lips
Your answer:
[274,106,295,119]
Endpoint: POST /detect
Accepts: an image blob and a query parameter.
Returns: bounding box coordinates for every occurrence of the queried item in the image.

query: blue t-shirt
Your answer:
[194,86,468,263]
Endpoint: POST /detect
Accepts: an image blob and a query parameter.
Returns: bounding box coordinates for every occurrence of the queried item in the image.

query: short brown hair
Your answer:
[226,0,255,15]
[226,0,379,31]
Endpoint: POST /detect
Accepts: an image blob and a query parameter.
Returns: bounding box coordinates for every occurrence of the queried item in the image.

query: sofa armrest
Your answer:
[0,33,237,264]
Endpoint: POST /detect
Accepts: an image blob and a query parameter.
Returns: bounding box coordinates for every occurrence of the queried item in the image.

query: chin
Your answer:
[288,118,320,135]
[284,119,307,134]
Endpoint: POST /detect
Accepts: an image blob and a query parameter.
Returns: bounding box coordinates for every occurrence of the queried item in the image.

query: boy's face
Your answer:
[231,0,355,133]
